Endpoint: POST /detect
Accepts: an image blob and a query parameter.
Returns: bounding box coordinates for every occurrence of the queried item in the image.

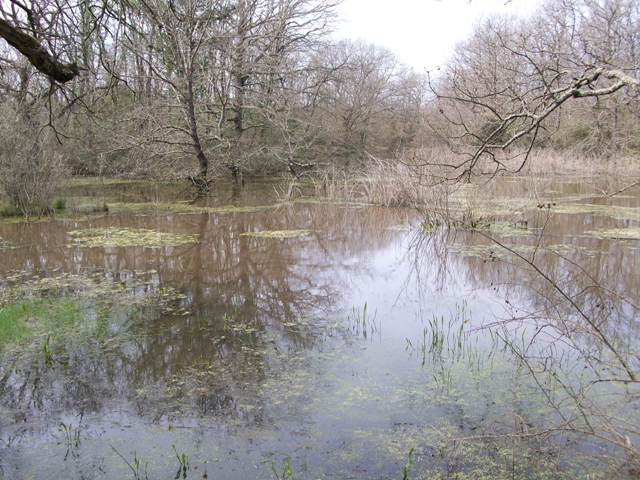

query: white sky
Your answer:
[335,0,544,71]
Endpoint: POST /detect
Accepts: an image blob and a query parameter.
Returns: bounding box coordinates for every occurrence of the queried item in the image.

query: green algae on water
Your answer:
[551,203,640,221]
[0,237,16,250]
[209,204,279,214]
[586,227,640,240]
[68,227,199,248]
[240,229,311,239]
[385,224,413,232]
[449,242,601,259]
[105,201,280,216]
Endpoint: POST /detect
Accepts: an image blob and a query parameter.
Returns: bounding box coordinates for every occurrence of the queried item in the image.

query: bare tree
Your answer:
[428,0,640,179]
[113,0,234,191]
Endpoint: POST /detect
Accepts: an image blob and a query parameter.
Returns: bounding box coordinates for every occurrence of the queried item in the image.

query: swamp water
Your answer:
[0,177,638,479]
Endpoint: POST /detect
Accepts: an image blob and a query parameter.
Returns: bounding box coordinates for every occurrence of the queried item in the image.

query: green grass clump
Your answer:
[0,298,80,346]
[52,197,67,210]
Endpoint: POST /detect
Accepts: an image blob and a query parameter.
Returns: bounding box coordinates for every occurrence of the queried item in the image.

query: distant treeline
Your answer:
[0,0,638,190]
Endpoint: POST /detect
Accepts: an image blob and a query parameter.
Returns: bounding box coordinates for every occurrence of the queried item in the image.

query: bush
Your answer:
[0,103,67,216]
[52,197,67,210]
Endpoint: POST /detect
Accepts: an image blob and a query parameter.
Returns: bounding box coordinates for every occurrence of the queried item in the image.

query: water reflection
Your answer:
[0,178,638,479]
[0,193,416,443]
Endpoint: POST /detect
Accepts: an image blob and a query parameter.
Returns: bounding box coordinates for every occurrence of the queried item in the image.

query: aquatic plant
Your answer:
[0,273,189,352]
[348,302,380,340]
[586,227,640,240]
[270,458,293,480]
[240,229,311,239]
[68,227,199,248]
[0,298,80,348]
[111,446,149,480]
[105,201,279,216]
[551,203,640,221]
[59,414,82,460]
[172,445,190,479]
[42,335,53,367]
[402,447,414,480]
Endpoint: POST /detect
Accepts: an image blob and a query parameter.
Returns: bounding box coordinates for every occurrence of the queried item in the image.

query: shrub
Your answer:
[0,103,67,216]
[52,197,67,210]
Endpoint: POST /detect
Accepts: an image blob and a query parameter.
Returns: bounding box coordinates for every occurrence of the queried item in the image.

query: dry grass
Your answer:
[359,160,440,207]
[517,148,640,177]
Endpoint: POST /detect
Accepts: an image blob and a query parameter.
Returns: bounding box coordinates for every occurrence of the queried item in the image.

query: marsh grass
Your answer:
[106,201,279,215]
[111,446,149,480]
[348,302,380,340]
[522,149,640,176]
[270,458,294,480]
[67,177,140,187]
[310,170,359,200]
[172,445,190,479]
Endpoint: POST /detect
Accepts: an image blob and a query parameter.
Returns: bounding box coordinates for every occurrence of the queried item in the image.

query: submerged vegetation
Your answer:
[0,298,80,346]
[240,229,312,239]
[587,227,640,240]
[68,228,199,248]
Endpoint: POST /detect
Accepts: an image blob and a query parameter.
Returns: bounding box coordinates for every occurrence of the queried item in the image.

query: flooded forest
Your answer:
[0,0,639,479]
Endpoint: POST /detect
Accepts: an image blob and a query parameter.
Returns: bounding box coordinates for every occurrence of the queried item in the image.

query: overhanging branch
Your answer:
[0,18,79,83]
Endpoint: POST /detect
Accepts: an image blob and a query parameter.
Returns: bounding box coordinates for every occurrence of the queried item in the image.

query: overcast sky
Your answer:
[335,0,544,71]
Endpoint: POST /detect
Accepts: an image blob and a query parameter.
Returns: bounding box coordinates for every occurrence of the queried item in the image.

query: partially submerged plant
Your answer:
[111,446,149,480]
[270,458,293,480]
[172,445,190,479]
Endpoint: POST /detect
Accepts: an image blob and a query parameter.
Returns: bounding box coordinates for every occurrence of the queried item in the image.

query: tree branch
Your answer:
[0,17,79,83]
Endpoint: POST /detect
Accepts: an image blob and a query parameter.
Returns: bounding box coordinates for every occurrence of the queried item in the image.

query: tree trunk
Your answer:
[185,75,210,192]
[231,71,246,184]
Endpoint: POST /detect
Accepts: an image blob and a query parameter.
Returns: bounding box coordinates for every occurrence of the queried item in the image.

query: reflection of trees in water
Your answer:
[411,207,639,328]
[0,202,410,442]
[408,207,640,471]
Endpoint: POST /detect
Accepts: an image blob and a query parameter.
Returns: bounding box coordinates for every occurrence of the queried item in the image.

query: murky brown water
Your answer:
[0,177,638,479]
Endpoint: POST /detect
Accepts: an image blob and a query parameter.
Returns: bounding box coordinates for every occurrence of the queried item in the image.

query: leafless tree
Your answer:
[428,0,640,179]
